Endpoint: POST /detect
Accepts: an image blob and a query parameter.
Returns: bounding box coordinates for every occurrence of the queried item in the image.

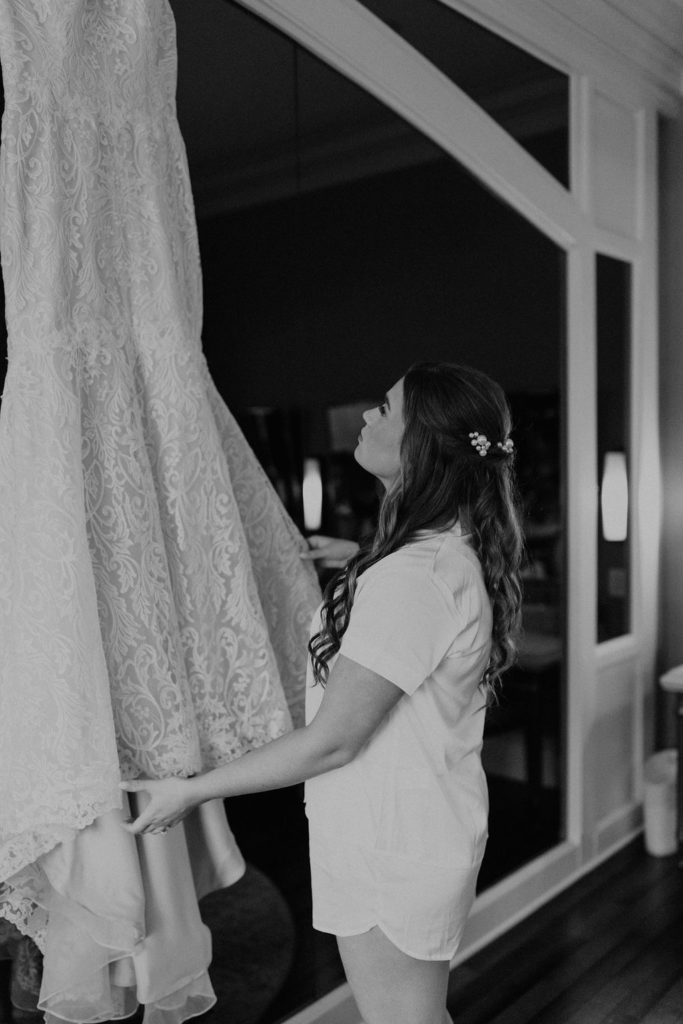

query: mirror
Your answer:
[596,254,631,641]
[170,0,568,1016]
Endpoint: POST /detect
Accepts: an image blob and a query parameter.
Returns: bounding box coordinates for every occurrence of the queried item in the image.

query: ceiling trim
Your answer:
[438,0,683,115]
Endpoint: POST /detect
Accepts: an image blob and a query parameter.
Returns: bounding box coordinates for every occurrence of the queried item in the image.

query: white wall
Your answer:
[658,109,683,746]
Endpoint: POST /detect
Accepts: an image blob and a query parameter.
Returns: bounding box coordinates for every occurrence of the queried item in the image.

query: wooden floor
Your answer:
[446,838,683,1024]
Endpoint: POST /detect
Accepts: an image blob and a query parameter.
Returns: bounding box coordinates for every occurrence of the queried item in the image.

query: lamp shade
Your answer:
[600,451,628,542]
[302,457,323,532]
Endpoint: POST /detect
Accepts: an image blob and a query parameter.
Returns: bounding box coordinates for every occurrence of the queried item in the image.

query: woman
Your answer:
[122,361,524,1024]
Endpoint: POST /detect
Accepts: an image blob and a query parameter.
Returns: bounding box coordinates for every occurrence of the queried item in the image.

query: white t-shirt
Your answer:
[305,525,492,876]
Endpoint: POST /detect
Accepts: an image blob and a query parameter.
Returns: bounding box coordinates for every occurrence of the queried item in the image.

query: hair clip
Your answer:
[497,438,515,455]
[469,431,491,457]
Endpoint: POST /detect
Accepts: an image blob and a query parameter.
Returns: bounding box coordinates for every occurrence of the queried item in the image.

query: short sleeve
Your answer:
[338,561,458,695]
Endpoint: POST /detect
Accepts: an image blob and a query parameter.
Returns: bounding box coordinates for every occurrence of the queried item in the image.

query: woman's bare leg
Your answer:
[337,927,450,1024]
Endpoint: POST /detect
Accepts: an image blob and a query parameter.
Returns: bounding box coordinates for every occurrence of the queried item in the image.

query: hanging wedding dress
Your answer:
[0,1,320,1020]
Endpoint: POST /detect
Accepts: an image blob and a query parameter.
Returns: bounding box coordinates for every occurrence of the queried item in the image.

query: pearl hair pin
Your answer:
[469,431,491,456]
[469,432,514,457]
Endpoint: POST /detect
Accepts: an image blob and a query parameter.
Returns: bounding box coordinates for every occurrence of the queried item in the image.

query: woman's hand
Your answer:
[301,535,359,568]
[119,776,198,835]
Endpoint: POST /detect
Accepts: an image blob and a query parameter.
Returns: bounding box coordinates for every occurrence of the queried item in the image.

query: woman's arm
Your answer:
[300,534,359,568]
[121,654,403,835]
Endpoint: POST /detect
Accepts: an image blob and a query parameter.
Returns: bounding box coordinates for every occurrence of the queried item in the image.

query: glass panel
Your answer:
[177,5,568,1014]
[359,0,570,186]
[596,255,631,641]
[481,386,565,887]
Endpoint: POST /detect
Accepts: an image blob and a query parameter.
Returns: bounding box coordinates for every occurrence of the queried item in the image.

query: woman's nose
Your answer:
[362,408,373,424]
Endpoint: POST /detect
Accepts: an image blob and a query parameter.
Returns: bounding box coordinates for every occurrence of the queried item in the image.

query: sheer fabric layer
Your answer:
[12,800,244,1024]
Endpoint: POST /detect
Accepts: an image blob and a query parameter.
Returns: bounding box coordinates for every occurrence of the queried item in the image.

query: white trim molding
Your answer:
[439,0,683,114]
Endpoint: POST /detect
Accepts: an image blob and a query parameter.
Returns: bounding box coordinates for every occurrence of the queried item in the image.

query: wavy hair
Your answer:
[308,361,524,704]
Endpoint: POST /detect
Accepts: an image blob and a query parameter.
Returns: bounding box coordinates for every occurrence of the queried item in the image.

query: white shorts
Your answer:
[308,831,483,961]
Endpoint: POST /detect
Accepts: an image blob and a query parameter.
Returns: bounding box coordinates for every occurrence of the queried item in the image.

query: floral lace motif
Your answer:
[0,0,320,928]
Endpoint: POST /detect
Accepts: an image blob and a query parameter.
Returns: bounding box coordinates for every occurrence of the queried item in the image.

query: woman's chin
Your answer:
[354,447,372,475]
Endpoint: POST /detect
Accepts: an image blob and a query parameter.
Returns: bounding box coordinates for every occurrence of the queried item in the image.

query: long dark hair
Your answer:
[308,361,524,703]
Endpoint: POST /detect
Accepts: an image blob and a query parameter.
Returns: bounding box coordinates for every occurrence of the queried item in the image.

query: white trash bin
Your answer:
[643,748,677,856]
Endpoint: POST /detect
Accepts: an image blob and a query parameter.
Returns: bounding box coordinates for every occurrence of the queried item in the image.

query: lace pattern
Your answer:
[0,0,319,945]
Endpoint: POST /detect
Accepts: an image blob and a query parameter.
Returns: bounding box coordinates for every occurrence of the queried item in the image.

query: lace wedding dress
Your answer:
[0,1,320,1020]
